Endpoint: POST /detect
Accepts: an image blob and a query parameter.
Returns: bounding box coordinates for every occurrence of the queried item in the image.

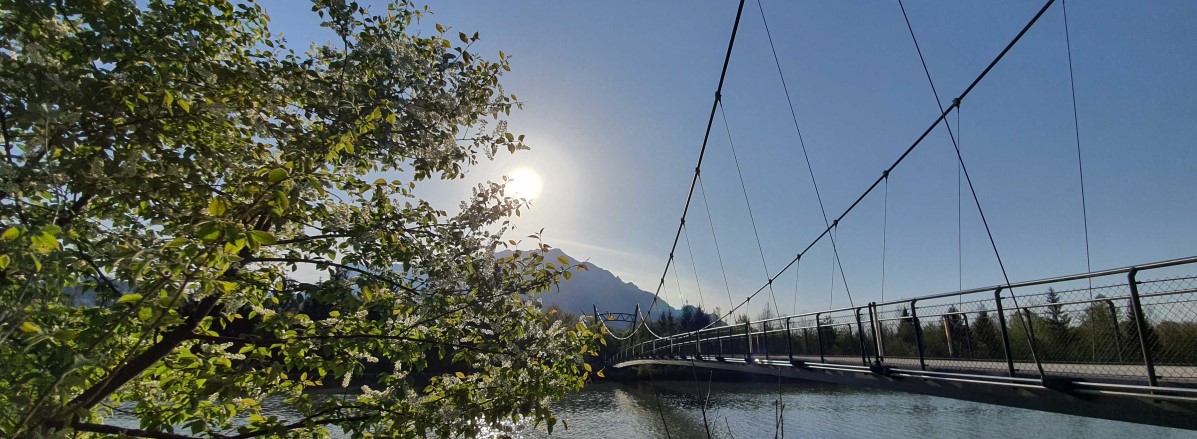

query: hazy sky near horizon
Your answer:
[259,0,1197,316]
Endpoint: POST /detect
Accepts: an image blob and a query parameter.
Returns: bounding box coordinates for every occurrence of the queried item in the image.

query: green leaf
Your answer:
[208,198,227,216]
[164,237,188,249]
[455,371,465,379]
[197,223,221,242]
[267,168,288,183]
[29,231,59,254]
[20,321,41,334]
[117,293,144,304]
[557,255,569,265]
[2,227,18,240]
[0,254,8,269]
[248,230,275,245]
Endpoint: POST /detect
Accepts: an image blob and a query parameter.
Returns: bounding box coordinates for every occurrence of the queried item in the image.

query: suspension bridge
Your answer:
[594,0,1197,431]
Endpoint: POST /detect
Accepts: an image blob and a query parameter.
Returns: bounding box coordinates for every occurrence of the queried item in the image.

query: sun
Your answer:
[506,167,543,200]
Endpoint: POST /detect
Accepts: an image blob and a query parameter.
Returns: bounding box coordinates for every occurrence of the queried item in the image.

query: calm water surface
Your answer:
[507,380,1194,438]
[110,380,1194,438]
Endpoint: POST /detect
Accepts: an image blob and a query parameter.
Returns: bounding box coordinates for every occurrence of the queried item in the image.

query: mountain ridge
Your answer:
[497,247,675,321]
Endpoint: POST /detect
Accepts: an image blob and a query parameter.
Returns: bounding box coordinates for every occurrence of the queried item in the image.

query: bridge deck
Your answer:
[613,355,1197,430]
[737,354,1197,385]
[607,258,1197,429]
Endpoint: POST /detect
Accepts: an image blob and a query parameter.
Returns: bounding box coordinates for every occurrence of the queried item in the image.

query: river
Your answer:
[505,380,1194,438]
[107,379,1193,438]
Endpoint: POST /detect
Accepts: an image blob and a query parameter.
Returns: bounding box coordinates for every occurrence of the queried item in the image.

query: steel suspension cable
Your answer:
[1061,0,1095,361]
[608,0,747,341]
[699,175,738,312]
[641,0,748,327]
[828,230,838,309]
[718,101,782,314]
[1062,0,1093,281]
[756,0,854,308]
[791,255,802,315]
[958,104,963,298]
[897,0,1046,377]
[682,224,708,310]
[882,173,889,303]
[640,308,667,340]
[672,251,688,307]
[699,0,1058,331]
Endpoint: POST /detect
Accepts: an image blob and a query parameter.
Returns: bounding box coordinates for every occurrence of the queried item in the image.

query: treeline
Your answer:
[799,290,1197,366]
[648,304,728,335]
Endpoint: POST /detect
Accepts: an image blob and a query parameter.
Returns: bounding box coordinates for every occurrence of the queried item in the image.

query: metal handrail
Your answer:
[611,256,1197,389]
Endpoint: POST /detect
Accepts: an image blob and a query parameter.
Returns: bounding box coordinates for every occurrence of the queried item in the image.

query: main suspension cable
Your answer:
[756,0,854,308]
[642,0,748,325]
[897,0,1047,377]
[701,0,1058,331]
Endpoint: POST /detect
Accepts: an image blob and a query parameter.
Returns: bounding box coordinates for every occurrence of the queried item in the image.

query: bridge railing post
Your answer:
[1127,267,1159,386]
[961,313,973,360]
[761,321,770,363]
[993,287,1017,377]
[785,317,795,365]
[816,312,825,363]
[910,299,926,371]
[869,302,884,365]
[744,321,753,363]
[854,307,868,366]
[719,326,725,360]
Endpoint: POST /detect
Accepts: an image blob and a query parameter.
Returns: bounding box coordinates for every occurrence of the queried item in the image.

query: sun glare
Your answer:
[506,167,543,200]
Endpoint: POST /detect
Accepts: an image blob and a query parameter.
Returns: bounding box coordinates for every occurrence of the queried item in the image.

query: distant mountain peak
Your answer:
[497,247,674,319]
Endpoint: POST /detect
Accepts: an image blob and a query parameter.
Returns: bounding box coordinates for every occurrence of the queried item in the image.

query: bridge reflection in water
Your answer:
[606,256,1197,430]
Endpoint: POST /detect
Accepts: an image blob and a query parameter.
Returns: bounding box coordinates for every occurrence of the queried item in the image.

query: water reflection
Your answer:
[107,380,1192,438]
[529,380,1193,439]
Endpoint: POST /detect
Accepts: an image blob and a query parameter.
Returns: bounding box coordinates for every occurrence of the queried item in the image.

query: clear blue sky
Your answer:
[259,0,1197,316]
